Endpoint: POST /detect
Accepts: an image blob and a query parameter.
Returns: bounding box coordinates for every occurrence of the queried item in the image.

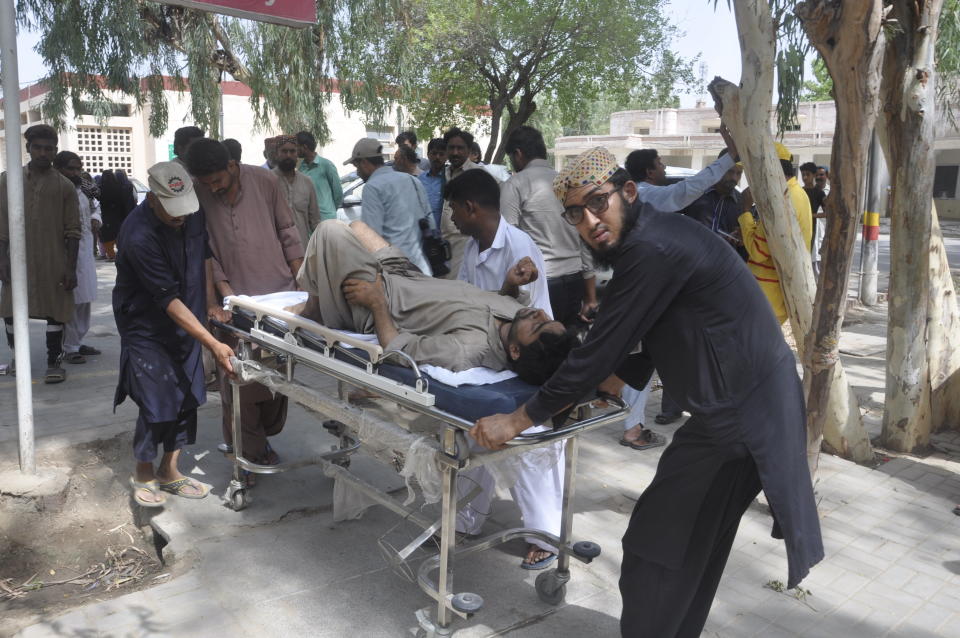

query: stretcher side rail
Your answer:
[217,301,630,451]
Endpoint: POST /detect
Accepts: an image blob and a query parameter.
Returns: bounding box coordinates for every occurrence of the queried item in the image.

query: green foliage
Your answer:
[801,57,833,101]
[937,0,960,128]
[15,0,690,156]
[15,0,358,141]
[353,0,692,162]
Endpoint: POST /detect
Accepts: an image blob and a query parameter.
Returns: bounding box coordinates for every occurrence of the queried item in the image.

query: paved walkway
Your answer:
[1,261,959,637]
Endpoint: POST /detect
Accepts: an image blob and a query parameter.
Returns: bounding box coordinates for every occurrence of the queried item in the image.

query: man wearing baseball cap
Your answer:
[345,137,434,275]
[113,161,235,507]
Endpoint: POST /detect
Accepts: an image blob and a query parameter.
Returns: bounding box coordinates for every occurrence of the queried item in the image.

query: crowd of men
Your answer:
[0,115,827,636]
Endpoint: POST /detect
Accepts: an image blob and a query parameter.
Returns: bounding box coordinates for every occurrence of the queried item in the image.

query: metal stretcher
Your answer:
[215,296,629,637]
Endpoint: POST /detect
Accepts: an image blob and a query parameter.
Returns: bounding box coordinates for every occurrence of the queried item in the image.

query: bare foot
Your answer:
[621,423,646,443]
[522,544,556,569]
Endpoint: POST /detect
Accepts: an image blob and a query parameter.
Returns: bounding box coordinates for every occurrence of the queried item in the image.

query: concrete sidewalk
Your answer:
[2,262,960,637]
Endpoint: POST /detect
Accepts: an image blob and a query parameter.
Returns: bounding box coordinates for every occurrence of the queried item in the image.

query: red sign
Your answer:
[151,0,316,27]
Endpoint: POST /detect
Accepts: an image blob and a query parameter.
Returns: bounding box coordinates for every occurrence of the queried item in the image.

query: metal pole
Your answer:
[859,132,880,306]
[1,0,36,474]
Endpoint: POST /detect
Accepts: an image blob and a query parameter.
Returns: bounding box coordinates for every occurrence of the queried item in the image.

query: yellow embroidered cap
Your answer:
[553,147,619,203]
[774,142,792,161]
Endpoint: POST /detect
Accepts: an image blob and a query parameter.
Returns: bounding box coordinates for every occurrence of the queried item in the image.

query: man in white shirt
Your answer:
[448,168,565,570]
[55,151,102,364]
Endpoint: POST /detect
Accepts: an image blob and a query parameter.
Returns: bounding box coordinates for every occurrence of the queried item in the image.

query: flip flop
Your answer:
[158,477,211,499]
[44,366,66,384]
[620,430,666,451]
[130,477,167,507]
[521,551,558,571]
[78,345,102,356]
[63,352,86,364]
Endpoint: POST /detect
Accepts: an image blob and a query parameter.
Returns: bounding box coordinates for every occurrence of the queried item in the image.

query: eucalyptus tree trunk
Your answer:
[709,0,871,475]
[795,1,882,464]
[879,0,960,452]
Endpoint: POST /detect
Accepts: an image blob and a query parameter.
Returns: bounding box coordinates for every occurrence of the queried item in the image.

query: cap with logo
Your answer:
[343,138,383,166]
[147,161,200,217]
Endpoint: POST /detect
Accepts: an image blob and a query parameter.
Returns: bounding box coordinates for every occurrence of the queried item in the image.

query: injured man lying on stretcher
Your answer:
[296,220,579,385]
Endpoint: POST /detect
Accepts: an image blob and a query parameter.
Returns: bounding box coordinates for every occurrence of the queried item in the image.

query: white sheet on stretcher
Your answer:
[224,291,517,387]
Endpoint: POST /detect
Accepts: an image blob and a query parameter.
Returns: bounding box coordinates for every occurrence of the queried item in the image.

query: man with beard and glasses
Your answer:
[187,138,304,482]
[54,151,103,364]
[471,147,823,638]
[273,135,321,249]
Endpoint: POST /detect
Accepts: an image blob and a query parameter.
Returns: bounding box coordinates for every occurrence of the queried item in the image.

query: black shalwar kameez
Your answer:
[524,206,823,637]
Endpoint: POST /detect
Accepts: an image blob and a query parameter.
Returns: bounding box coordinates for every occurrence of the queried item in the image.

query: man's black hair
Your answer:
[510,328,580,386]
[799,161,818,175]
[24,124,58,145]
[817,165,829,174]
[470,141,482,156]
[173,126,204,156]
[624,149,659,182]
[396,131,417,146]
[185,138,230,177]
[396,145,418,164]
[718,148,729,159]
[780,159,795,178]
[368,154,385,167]
[443,168,500,210]
[442,127,475,148]
[296,130,317,151]
[223,138,242,163]
[53,150,80,168]
[427,138,446,153]
[504,125,547,161]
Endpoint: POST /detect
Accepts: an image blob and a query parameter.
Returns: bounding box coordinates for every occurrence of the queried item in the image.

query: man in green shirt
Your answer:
[296,130,343,221]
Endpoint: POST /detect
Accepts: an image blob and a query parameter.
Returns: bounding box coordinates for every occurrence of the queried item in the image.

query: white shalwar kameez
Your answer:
[64,188,101,354]
[456,217,564,553]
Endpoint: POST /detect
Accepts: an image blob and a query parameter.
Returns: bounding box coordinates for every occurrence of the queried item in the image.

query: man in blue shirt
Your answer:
[418,138,446,228]
[113,161,235,507]
[345,137,433,274]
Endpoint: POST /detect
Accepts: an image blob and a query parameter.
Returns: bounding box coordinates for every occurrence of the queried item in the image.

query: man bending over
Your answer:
[297,220,578,382]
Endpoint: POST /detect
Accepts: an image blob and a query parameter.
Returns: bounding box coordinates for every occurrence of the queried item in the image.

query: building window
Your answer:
[633,127,650,135]
[75,126,133,175]
[703,126,722,134]
[365,124,394,143]
[76,101,132,117]
[933,165,958,199]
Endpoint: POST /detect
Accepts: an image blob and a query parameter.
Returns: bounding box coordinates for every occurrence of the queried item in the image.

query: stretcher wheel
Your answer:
[573,540,601,559]
[451,591,483,613]
[229,489,249,511]
[535,570,567,605]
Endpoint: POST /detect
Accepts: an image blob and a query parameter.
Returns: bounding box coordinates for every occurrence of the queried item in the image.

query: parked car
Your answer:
[130,177,149,204]
[336,177,364,222]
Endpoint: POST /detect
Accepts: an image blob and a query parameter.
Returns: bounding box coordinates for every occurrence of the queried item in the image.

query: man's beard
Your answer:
[277,158,297,172]
[587,192,641,269]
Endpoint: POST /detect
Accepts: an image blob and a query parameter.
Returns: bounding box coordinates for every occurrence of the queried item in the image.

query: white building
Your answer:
[554,100,960,220]
[1,77,489,182]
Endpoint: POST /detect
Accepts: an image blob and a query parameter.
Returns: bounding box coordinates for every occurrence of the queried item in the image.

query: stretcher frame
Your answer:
[216,297,629,637]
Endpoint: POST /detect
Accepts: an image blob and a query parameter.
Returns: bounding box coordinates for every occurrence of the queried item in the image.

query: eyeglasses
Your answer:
[562,186,622,225]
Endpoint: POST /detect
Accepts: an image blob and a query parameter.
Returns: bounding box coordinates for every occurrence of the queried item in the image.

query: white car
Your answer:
[336,177,364,222]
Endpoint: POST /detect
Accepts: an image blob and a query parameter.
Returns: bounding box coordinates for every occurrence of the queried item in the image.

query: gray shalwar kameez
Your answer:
[298,221,523,372]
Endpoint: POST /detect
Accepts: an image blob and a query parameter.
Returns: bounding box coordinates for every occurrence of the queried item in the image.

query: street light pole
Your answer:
[0,0,37,474]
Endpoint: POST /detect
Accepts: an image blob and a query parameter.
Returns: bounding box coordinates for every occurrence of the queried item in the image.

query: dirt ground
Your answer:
[0,434,172,637]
